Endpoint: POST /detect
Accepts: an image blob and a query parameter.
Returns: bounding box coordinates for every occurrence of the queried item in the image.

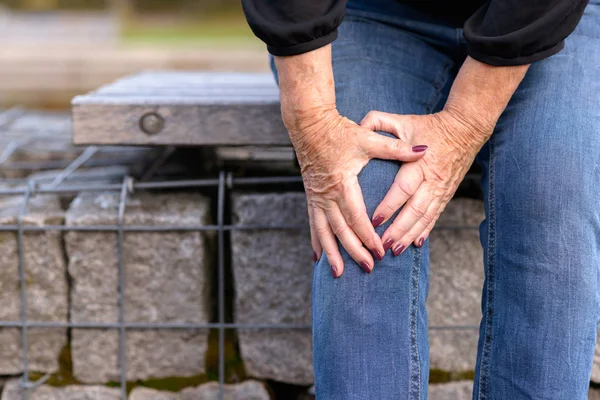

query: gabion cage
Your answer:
[0,109,481,400]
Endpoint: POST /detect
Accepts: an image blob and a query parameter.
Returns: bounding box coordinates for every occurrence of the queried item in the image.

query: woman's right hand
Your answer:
[284,108,428,278]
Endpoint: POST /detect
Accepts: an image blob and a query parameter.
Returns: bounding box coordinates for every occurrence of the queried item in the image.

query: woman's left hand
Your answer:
[360,109,491,255]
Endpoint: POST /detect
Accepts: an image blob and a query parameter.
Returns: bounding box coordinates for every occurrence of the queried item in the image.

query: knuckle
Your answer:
[315,225,330,238]
[345,210,363,229]
[420,212,436,226]
[393,179,413,197]
[364,110,377,121]
[331,222,348,237]
[410,202,427,217]
[382,202,397,216]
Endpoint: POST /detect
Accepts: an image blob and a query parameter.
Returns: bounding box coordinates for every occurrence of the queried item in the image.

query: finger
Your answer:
[359,110,407,137]
[398,201,442,250]
[325,204,375,274]
[381,186,440,255]
[313,207,344,278]
[336,177,384,261]
[358,130,427,162]
[307,203,322,262]
[411,202,448,247]
[372,162,423,230]
[412,218,436,248]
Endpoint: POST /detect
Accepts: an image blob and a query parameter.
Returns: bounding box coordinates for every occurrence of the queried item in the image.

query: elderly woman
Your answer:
[242,0,599,398]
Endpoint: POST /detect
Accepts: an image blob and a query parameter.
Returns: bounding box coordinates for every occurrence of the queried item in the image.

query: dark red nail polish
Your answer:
[418,238,424,247]
[383,238,394,251]
[313,251,318,262]
[373,249,383,261]
[412,145,428,152]
[331,264,339,278]
[392,244,405,256]
[372,215,385,228]
[360,261,372,274]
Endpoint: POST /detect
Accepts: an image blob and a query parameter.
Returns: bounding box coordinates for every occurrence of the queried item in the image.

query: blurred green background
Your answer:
[0,0,268,108]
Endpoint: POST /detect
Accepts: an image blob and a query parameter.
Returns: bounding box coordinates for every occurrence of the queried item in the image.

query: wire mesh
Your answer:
[0,171,480,400]
[0,110,481,399]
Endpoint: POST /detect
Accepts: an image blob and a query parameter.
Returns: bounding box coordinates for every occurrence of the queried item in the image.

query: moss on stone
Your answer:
[0,232,12,244]
[135,374,209,392]
[30,344,81,387]
[205,328,247,383]
[429,369,475,384]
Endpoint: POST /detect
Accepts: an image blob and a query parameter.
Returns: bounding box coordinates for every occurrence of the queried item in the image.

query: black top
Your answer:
[241,0,589,66]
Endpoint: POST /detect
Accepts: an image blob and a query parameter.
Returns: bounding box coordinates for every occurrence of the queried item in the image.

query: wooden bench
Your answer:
[72,71,290,147]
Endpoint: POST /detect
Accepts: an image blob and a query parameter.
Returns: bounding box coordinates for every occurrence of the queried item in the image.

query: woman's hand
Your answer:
[285,108,427,278]
[360,110,491,255]
[358,58,529,255]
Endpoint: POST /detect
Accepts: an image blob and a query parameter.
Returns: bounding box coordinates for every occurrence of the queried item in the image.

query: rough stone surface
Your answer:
[428,199,484,372]
[129,381,270,400]
[428,381,473,400]
[0,194,67,374]
[231,192,312,385]
[65,192,212,382]
[1,380,120,400]
[129,388,179,400]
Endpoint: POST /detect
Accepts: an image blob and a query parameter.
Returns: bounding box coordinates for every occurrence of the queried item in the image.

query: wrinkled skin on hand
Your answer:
[360,110,491,256]
[284,108,427,277]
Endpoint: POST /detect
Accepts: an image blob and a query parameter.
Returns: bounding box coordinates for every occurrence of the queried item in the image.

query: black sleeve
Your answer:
[241,0,347,56]
[464,0,589,66]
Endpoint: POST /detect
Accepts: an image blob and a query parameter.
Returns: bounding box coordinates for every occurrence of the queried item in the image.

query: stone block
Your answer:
[1,380,120,400]
[0,194,67,374]
[428,381,473,400]
[65,192,211,382]
[428,199,484,372]
[129,381,270,400]
[231,192,312,385]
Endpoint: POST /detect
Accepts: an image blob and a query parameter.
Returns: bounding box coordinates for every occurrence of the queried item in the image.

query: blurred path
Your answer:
[0,10,269,109]
[0,11,119,43]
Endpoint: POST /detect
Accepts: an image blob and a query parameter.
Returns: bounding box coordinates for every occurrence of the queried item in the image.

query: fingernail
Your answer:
[373,249,383,261]
[360,261,372,274]
[392,244,405,256]
[383,238,394,251]
[418,238,425,247]
[372,214,385,228]
[313,251,318,262]
[331,264,339,278]
[412,145,428,152]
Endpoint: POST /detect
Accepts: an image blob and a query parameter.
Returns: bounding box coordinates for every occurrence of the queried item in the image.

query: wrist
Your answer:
[433,108,492,155]
[281,104,340,136]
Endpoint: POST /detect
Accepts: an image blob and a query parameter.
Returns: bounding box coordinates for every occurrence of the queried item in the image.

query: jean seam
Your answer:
[409,247,421,399]
[424,60,452,113]
[477,135,496,400]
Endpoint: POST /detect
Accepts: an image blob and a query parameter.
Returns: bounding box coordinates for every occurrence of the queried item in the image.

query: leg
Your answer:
[474,3,600,399]
[309,2,457,399]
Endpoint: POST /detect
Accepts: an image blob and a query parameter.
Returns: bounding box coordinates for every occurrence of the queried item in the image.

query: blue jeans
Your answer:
[271,0,600,398]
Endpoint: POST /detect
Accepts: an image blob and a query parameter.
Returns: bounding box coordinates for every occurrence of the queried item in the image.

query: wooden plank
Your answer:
[72,71,290,146]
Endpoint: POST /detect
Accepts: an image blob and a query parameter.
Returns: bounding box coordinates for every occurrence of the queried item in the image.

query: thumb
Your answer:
[358,128,427,161]
[360,110,407,136]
